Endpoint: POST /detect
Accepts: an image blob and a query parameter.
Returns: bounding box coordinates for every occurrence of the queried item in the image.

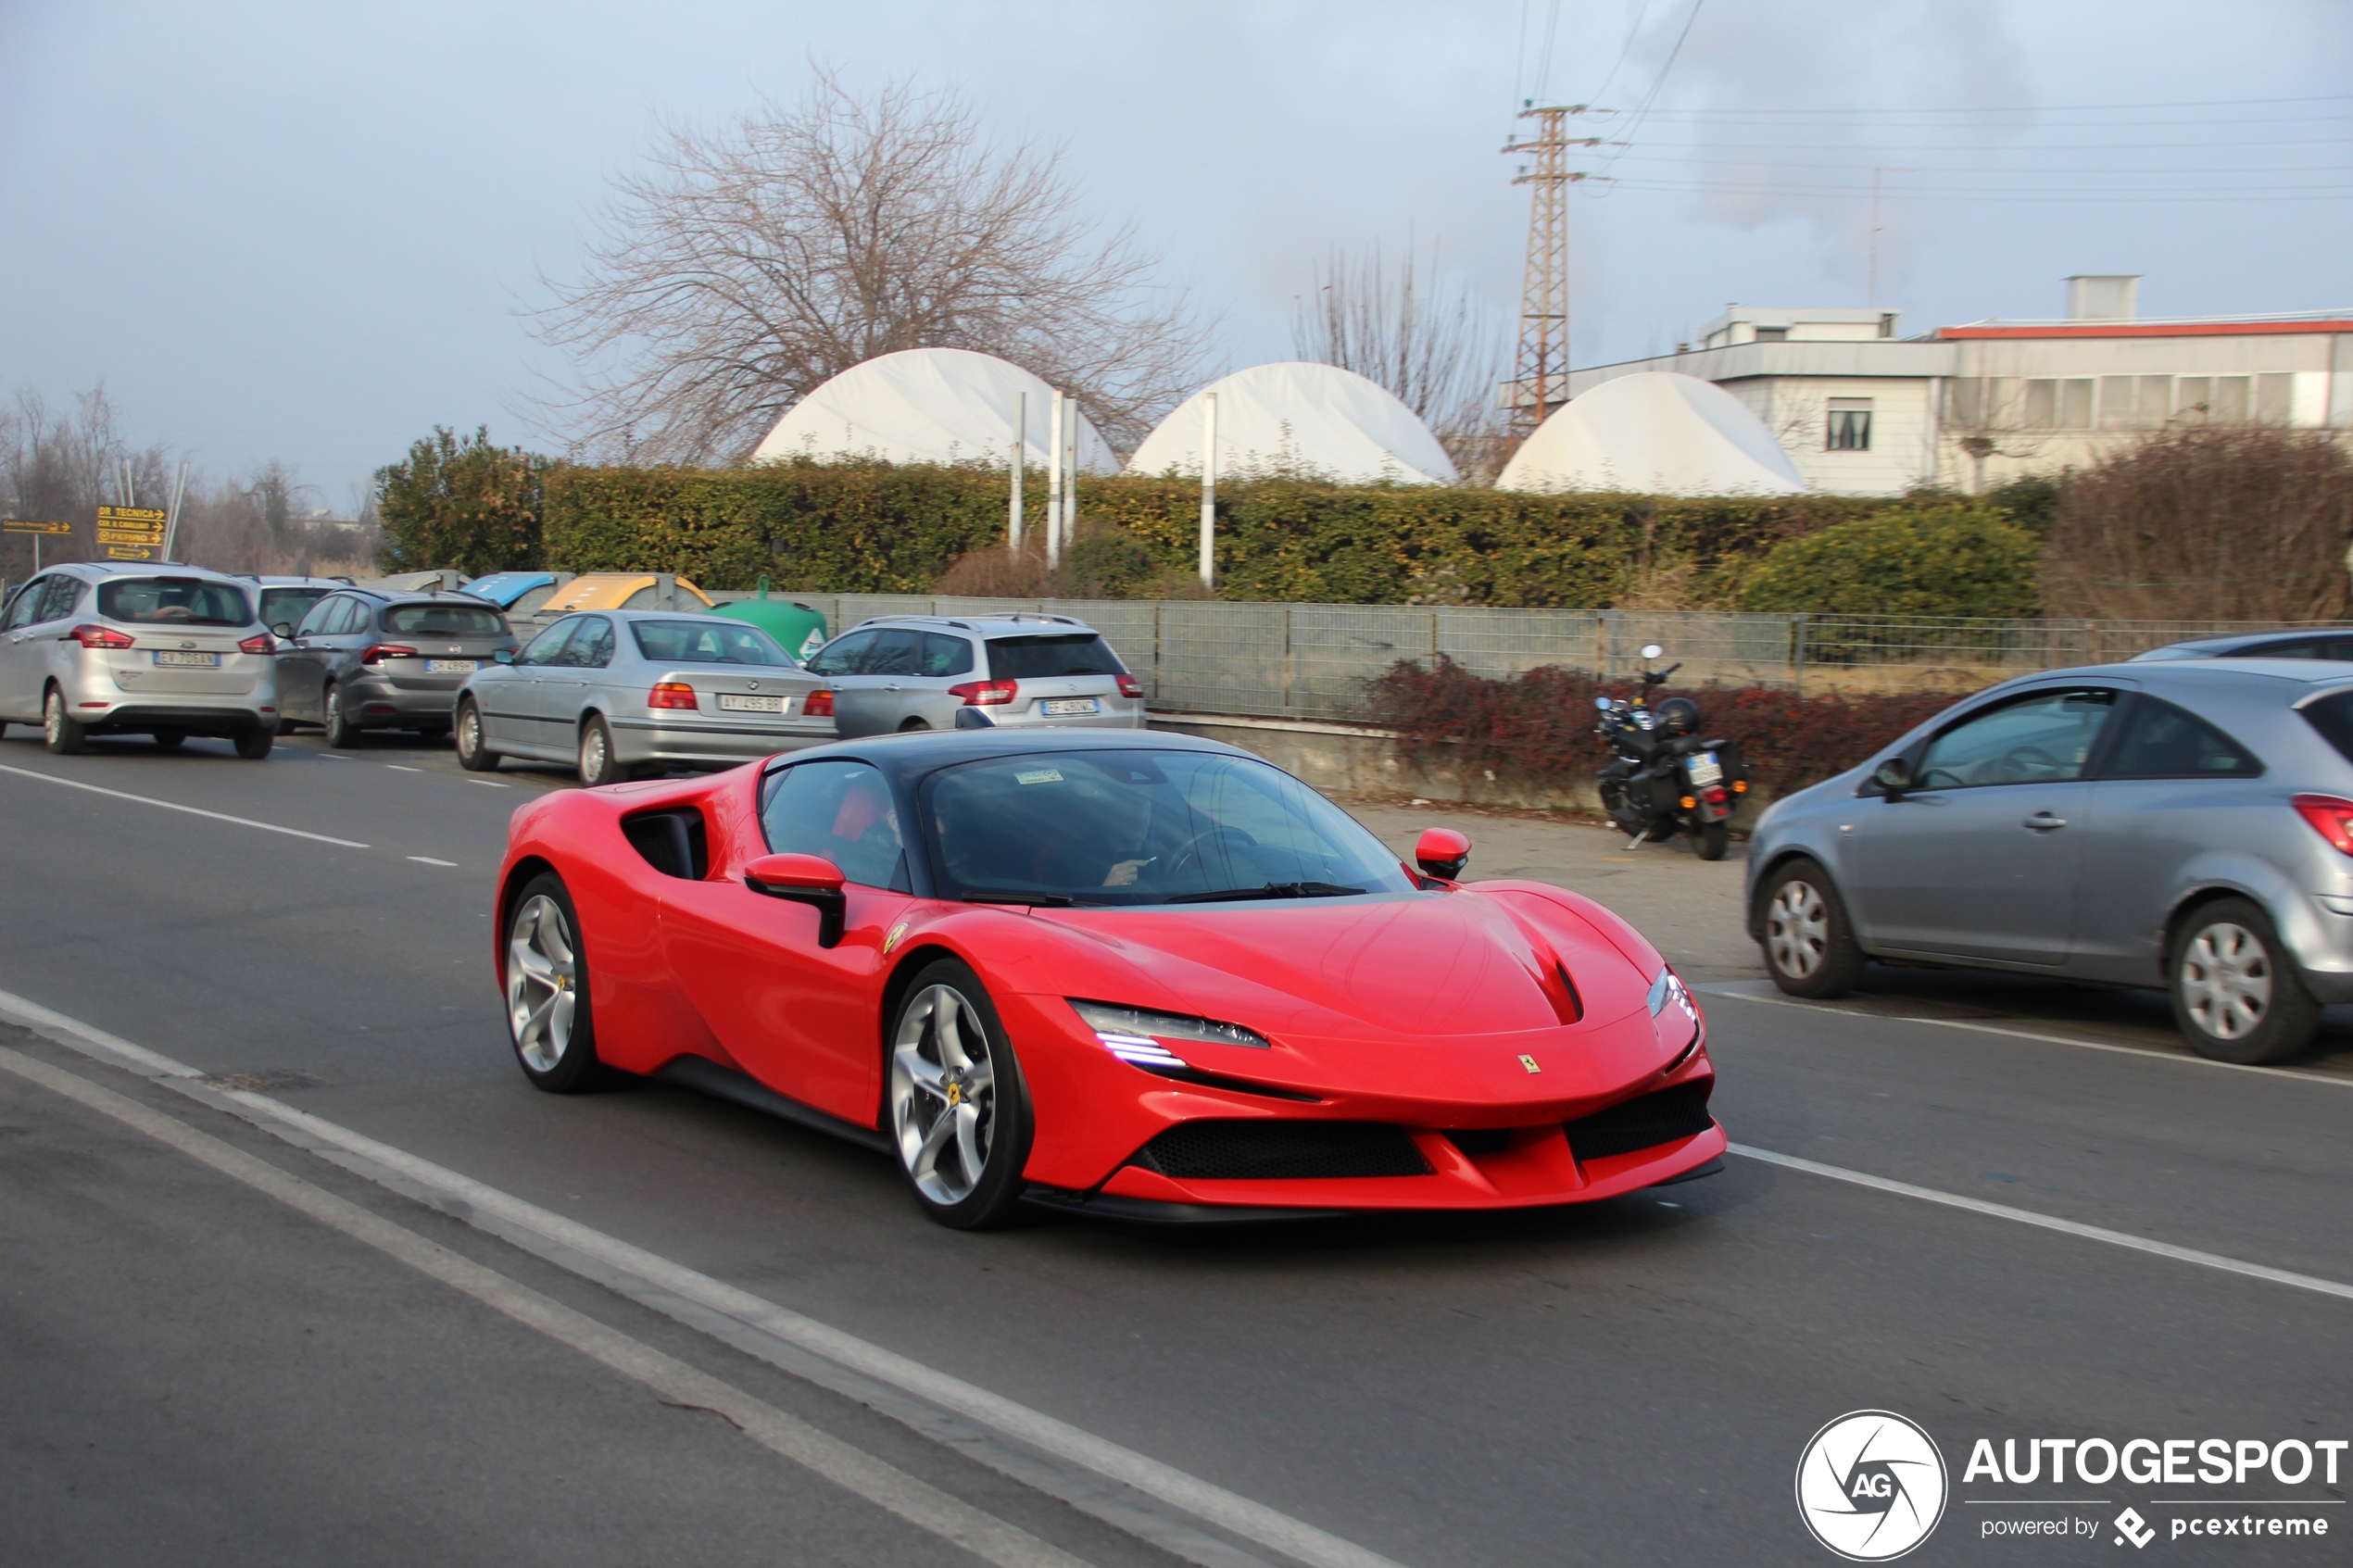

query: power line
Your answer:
[1601,93,2353,117]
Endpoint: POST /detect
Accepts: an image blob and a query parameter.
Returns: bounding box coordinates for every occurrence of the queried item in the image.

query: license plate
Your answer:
[1040,697,1101,716]
[153,650,219,668]
[716,693,785,712]
[1685,750,1723,786]
[427,659,477,673]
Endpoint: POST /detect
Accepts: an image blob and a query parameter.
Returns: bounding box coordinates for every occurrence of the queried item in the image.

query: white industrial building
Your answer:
[1126,362,1456,485]
[1496,372,1807,495]
[749,347,1120,473]
[1541,278,2353,495]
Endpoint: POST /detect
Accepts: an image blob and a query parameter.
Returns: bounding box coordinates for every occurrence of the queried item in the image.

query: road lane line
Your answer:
[0,987,1403,1568]
[1728,1143,2353,1304]
[408,856,458,867]
[386,764,422,772]
[1700,984,2353,1087]
[468,779,510,788]
[0,762,371,848]
[0,1045,1095,1568]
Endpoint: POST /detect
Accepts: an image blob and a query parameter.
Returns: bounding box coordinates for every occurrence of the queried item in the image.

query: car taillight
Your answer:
[2294,794,2353,855]
[359,645,418,665]
[70,623,135,649]
[804,689,835,717]
[648,682,698,710]
[949,679,1018,707]
[238,633,274,654]
[1116,673,1144,698]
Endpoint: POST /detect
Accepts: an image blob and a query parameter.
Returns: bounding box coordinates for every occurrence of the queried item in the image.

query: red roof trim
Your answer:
[1942,321,2353,340]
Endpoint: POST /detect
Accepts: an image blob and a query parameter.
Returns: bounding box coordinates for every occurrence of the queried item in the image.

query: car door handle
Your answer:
[883,684,900,692]
[2022,813,2068,831]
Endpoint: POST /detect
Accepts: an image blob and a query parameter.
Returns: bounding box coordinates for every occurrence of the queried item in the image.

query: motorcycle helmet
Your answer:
[1654,696,1702,736]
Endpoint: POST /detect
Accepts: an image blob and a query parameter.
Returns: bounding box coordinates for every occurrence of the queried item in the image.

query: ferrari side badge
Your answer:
[1518,1054,1541,1073]
[882,920,910,956]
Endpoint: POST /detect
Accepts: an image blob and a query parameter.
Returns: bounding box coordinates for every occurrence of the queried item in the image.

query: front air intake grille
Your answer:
[1130,1121,1432,1181]
[1563,1081,1715,1163]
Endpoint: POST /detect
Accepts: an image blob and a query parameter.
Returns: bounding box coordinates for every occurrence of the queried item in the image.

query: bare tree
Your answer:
[1,385,172,574]
[1290,239,1509,483]
[529,67,1210,463]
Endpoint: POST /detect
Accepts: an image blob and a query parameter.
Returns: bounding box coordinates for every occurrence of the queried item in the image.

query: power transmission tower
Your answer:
[1504,105,1605,439]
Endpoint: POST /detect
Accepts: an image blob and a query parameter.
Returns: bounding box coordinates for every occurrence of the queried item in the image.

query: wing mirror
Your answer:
[1873,757,1916,798]
[744,852,847,947]
[1415,827,1472,882]
[271,621,295,638]
[493,647,516,664]
[1640,643,1665,659]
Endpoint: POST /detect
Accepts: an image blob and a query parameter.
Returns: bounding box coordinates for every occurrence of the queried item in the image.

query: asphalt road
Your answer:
[2,725,2348,1567]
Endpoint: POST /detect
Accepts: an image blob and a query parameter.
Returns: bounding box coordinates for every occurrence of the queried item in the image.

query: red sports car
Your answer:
[495,730,1723,1228]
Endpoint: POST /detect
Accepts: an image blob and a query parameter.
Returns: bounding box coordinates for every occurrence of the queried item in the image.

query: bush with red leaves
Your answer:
[1364,657,1968,797]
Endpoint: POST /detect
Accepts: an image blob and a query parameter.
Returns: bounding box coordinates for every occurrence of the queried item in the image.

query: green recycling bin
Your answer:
[705,583,829,663]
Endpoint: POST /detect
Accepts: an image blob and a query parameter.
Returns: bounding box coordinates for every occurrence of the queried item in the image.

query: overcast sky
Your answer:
[4,0,2348,505]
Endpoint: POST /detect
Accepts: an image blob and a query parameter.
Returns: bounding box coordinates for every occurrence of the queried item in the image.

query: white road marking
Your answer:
[0,1045,1095,1568]
[0,763,371,848]
[1728,1143,2353,1304]
[386,764,422,772]
[1700,983,2353,1087]
[408,856,458,868]
[468,779,510,788]
[0,987,1404,1568]
[318,752,353,759]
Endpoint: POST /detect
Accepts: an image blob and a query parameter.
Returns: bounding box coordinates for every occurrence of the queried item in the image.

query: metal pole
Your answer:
[1045,391,1063,571]
[1009,392,1026,554]
[162,460,189,561]
[1792,612,1808,698]
[1062,395,1078,557]
[1197,392,1217,589]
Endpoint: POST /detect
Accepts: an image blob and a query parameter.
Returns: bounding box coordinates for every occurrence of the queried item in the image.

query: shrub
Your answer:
[1736,503,2040,620]
[374,427,548,577]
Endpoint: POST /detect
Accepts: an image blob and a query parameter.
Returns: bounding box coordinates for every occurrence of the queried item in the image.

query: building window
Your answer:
[1946,378,1984,427]
[1826,398,1872,451]
[1754,325,1788,343]
[2212,377,2250,421]
[2258,372,2296,424]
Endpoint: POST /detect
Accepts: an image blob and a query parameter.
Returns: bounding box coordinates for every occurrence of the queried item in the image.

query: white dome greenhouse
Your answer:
[749,347,1119,472]
[1125,362,1457,485]
[1497,371,1807,495]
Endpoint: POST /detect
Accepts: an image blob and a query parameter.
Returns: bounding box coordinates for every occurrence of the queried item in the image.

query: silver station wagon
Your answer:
[1748,659,2353,1064]
[453,609,834,785]
[803,613,1147,737]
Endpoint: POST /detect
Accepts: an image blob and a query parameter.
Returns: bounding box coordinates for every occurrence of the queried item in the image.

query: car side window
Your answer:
[44,576,83,621]
[2100,697,2262,779]
[919,633,975,676]
[760,760,910,891]
[557,617,616,669]
[2255,640,2321,659]
[2321,640,2353,662]
[803,630,875,676]
[296,596,344,637]
[517,618,580,666]
[5,577,56,630]
[863,629,924,677]
[1913,688,2118,789]
[328,598,369,635]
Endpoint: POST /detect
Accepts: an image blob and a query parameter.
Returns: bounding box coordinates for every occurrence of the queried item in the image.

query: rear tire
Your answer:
[43,688,85,755]
[577,715,623,786]
[505,872,606,1092]
[233,727,274,760]
[151,729,185,749]
[1758,857,1866,998]
[898,717,931,732]
[455,698,499,771]
[322,682,363,748]
[1695,822,1730,861]
[2168,897,2319,1065]
[887,959,1034,1230]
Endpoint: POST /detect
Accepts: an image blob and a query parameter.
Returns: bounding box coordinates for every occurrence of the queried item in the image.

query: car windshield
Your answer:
[258,586,330,629]
[97,578,251,626]
[919,749,1416,906]
[632,619,794,666]
[384,602,507,636]
[988,633,1123,679]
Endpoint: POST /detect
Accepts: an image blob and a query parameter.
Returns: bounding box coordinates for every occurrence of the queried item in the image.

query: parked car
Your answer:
[453,609,833,785]
[273,588,520,744]
[1747,659,2353,1064]
[493,728,1721,1227]
[2133,630,2353,662]
[239,574,349,638]
[803,614,1146,737]
[0,561,279,758]
[538,573,712,615]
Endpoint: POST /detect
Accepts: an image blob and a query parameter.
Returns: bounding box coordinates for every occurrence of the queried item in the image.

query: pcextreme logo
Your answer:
[1796,1410,1951,1561]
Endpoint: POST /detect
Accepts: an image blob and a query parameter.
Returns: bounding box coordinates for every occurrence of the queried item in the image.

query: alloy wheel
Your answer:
[507,894,578,1073]
[2179,922,2271,1040]
[889,984,999,1206]
[1767,879,1829,979]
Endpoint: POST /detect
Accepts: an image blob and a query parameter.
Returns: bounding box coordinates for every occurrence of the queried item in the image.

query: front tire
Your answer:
[1695,821,1730,861]
[455,698,499,771]
[43,688,86,755]
[2169,897,2319,1065]
[506,872,605,1092]
[322,682,363,747]
[887,960,1033,1229]
[1759,857,1866,998]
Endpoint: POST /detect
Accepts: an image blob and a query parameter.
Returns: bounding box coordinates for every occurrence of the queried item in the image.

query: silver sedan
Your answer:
[1746,659,2353,1064]
[452,609,834,785]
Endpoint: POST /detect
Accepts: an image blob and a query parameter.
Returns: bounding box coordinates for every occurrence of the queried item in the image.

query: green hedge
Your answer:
[1737,503,2041,620]
[543,458,1919,605]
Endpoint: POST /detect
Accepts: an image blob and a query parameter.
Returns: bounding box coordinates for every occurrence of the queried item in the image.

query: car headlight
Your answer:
[1647,966,1693,1020]
[1067,999,1270,1069]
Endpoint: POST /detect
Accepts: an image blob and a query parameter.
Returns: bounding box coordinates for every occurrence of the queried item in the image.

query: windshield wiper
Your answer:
[961,890,1091,907]
[1165,881,1366,904]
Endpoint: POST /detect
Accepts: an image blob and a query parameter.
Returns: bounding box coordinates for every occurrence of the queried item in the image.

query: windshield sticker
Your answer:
[1015,768,1064,785]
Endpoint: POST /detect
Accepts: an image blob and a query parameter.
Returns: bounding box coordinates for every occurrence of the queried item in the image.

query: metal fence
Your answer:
[711,591,2351,723]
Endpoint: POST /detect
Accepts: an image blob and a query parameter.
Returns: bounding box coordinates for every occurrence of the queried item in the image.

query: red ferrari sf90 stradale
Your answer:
[494,729,1723,1228]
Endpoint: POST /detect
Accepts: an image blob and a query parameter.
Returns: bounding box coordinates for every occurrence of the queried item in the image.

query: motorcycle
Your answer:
[1592,644,1750,862]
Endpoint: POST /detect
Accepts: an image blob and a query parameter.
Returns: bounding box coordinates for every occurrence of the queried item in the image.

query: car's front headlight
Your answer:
[1067,999,1270,1069]
[1647,966,1694,1020]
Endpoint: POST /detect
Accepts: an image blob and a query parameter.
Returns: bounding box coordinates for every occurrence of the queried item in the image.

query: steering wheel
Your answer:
[1997,745,2064,782]
[1164,825,1259,880]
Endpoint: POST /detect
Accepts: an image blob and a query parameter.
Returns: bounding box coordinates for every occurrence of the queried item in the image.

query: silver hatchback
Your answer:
[453,609,834,785]
[803,614,1147,737]
[1747,660,2353,1063]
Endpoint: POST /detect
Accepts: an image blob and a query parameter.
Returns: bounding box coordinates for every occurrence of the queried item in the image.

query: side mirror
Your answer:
[745,852,848,947]
[1873,758,1915,797]
[271,621,295,638]
[1415,827,1472,882]
[493,647,516,664]
[1640,643,1665,659]
[1593,696,1614,711]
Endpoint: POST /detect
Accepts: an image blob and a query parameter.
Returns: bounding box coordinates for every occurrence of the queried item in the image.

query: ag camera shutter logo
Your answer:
[1796,1411,1949,1561]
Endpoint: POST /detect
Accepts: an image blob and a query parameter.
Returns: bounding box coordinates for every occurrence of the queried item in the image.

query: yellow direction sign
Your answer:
[95,504,165,558]
[105,546,156,559]
[4,519,72,535]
